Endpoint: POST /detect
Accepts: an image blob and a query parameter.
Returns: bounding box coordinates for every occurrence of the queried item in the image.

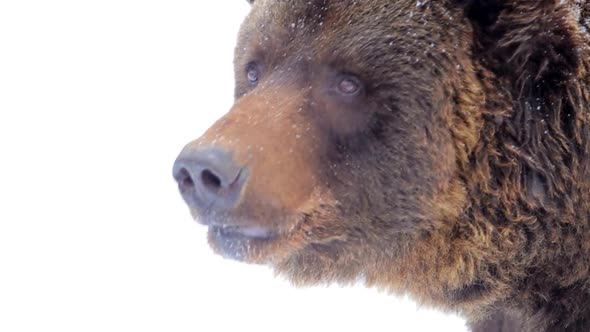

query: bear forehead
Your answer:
[245,0,459,32]
[240,0,466,76]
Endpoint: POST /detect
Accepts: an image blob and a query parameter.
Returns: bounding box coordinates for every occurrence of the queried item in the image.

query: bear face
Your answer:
[174,0,590,330]
[177,1,482,263]
[177,0,481,267]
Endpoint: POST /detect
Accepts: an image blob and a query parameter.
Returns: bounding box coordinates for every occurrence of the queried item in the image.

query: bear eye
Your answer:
[336,75,361,95]
[246,63,260,85]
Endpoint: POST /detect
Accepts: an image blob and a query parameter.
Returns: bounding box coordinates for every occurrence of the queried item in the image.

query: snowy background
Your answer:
[0,1,467,331]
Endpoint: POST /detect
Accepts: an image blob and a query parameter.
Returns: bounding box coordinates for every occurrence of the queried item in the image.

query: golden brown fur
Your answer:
[174,1,590,330]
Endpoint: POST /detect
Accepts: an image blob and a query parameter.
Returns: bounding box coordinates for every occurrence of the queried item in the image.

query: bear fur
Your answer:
[174,0,590,331]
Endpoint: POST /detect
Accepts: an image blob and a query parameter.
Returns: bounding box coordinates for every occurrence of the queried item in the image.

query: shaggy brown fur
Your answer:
[174,0,590,331]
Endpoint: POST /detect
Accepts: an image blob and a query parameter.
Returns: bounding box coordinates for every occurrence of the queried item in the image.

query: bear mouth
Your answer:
[198,213,305,263]
[192,203,330,262]
[211,224,278,240]
[207,224,284,262]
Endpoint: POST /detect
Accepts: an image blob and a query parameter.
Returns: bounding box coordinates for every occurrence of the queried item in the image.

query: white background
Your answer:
[0,1,467,331]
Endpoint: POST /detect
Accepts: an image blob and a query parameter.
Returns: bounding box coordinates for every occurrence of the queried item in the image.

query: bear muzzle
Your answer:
[172,87,332,261]
[172,145,279,240]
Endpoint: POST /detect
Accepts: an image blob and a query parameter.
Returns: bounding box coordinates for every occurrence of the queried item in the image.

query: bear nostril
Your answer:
[177,168,195,193]
[201,169,222,192]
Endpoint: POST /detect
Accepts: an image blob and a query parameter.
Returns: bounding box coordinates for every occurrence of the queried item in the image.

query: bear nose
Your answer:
[172,147,248,212]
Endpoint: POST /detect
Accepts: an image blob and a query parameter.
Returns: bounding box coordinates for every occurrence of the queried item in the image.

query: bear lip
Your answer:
[212,224,278,240]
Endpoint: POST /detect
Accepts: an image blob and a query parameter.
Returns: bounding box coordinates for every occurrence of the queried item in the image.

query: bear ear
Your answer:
[246,0,254,4]
[459,0,581,88]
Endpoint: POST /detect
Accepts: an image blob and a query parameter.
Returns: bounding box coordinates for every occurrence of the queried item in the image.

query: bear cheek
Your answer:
[318,99,373,136]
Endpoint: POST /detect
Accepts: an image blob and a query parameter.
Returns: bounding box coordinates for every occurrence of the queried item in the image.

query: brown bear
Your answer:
[173,0,590,331]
